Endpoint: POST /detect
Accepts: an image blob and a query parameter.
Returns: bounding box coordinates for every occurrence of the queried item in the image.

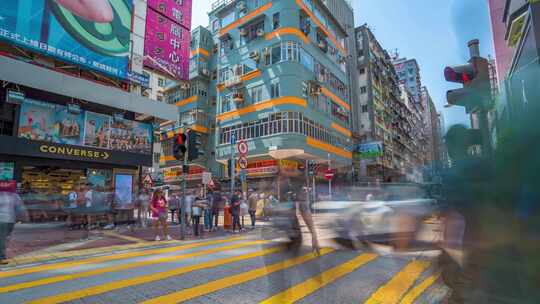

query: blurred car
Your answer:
[313,184,440,251]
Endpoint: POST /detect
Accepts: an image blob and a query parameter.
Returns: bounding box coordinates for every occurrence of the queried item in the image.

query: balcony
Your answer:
[211,0,236,11]
[224,75,242,88]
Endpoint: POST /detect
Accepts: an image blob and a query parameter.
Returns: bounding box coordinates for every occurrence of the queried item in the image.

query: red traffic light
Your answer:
[444,64,474,84]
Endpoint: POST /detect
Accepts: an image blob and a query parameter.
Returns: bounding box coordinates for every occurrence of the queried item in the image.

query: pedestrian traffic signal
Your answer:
[187,130,204,161]
[173,133,187,160]
[308,160,317,176]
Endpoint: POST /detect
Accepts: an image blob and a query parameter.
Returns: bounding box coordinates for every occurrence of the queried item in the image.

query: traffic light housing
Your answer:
[308,160,316,176]
[187,130,204,161]
[444,40,491,113]
[173,133,187,160]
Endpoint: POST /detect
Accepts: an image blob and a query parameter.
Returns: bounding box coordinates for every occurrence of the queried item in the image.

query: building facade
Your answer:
[394,57,422,103]
[0,1,191,207]
[160,0,355,192]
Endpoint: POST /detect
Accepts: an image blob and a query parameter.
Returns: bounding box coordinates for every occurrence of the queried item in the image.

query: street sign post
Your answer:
[324,169,335,181]
[238,156,248,169]
[237,141,248,155]
[230,133,237,196]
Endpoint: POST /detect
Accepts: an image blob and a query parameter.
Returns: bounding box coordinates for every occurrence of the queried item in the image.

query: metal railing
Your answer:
[211,0,236,11]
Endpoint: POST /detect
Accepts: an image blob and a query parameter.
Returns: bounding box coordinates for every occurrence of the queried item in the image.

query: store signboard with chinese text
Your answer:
[147,0,192,30]
[0,0,132,79]
[143,7,190,80]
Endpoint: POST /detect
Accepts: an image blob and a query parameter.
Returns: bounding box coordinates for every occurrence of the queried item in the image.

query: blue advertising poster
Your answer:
[114,174,133,208]
[354,141,384,160]
[18,99,84,145]
[0,0,132,79]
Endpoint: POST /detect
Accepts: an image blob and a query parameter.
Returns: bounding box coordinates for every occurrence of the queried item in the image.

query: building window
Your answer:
[243,20,265,44]
[220,37,233,56]
[158,78,165,87]
[361,105,368,112]
[359,68,365,74]
[221,10,235,27]
[271,44,281,64]
[212,19,220,32]
[249,85,264,103]
[273,12,280,30]
[221,94,232,113]
[282,41,300,61]
[270,81,280,98]
[360,86,367,94]
[154,152,161,164]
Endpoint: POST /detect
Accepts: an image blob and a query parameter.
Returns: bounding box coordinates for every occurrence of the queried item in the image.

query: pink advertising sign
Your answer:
[144,8,190,80]
[147,0,192,30]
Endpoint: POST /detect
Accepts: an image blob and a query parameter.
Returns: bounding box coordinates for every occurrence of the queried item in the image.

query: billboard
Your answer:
[144,7,190,80]
[0,0,132,79]
[110,118,153,154]
[19,99,84,145]
[147,0,192,30]
[84,111,111,149]
[354,141,383,160]
[18,99,152,155]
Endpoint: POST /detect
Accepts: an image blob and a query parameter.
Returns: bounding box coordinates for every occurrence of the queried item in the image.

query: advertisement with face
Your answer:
[144,8,190,80]
[0,0,132,79]
[147,0,192,30]
[18,99,84,145]
[110,118,153,154]
[84,111,111,149]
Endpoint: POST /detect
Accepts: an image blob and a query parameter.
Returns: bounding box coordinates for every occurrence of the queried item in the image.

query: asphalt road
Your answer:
[0,228,449,304]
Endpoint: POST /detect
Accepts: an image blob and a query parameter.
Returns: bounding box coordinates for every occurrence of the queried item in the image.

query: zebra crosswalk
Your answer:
[0,234,447,304]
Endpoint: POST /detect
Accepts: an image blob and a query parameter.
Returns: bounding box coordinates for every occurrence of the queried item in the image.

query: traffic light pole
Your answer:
[230,135,236,196]
[180,132,189,240]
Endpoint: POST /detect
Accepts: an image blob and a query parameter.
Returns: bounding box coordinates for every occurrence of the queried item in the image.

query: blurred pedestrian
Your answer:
[169,193,180,225]
[210,190,223,231]
[204,190,212,231]
[192,191,205,237]
[150,190,171,241]
[248,191,258,228]
[230,190,242,233]
[137,189,150,227]
[0,186,27,264]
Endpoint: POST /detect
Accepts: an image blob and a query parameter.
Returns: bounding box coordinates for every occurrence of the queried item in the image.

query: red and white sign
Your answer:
[238,156,248,169]
[324,169,335,181]
[237,140,248,156]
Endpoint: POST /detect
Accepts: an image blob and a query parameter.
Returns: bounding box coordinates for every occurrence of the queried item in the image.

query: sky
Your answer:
[190,0,495,130]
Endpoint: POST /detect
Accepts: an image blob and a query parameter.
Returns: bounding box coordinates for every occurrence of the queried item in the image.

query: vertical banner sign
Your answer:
[147,0,192,30]
[144,0,192,80]
[0,0,132,79]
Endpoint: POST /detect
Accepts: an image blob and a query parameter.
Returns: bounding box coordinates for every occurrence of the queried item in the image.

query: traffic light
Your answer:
[444,39,492,156]
[444,39,491,114]
[173,133,187,160]
[187,130,204,161]
[308,160,316,176]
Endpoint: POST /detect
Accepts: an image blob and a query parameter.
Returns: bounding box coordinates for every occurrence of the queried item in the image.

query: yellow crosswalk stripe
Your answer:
[399,272,441,304]
[260,253,378,304]
[3,240,265,294]
[364,260,431,304]
[140,248,335,304]
[7,240,178,265]
[25,244,283,304]
[0,237,244,279]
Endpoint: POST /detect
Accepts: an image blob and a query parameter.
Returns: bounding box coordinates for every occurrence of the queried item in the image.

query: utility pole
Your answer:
[180,130,189,240]
[327,153,332,198]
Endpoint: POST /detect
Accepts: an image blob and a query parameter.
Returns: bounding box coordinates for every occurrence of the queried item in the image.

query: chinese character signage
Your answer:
[147,0,192,30]
[144,1,192,81]
[0,0,132,79]
[18,99,153,155]
[354,141,384,160]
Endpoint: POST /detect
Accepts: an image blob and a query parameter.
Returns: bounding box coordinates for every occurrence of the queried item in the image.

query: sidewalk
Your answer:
[4,217,262,264]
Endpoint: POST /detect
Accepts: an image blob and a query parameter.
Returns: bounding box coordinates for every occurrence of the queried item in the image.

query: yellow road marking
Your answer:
[364,260,431,304]
[141,248,335,304]
[3,240,265,294]
[260,253,378,304]
[7,241,163,265]
[102,231,146,243]
[25,244,280,304]
[0,237,244,279]
[399,272,441,304]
